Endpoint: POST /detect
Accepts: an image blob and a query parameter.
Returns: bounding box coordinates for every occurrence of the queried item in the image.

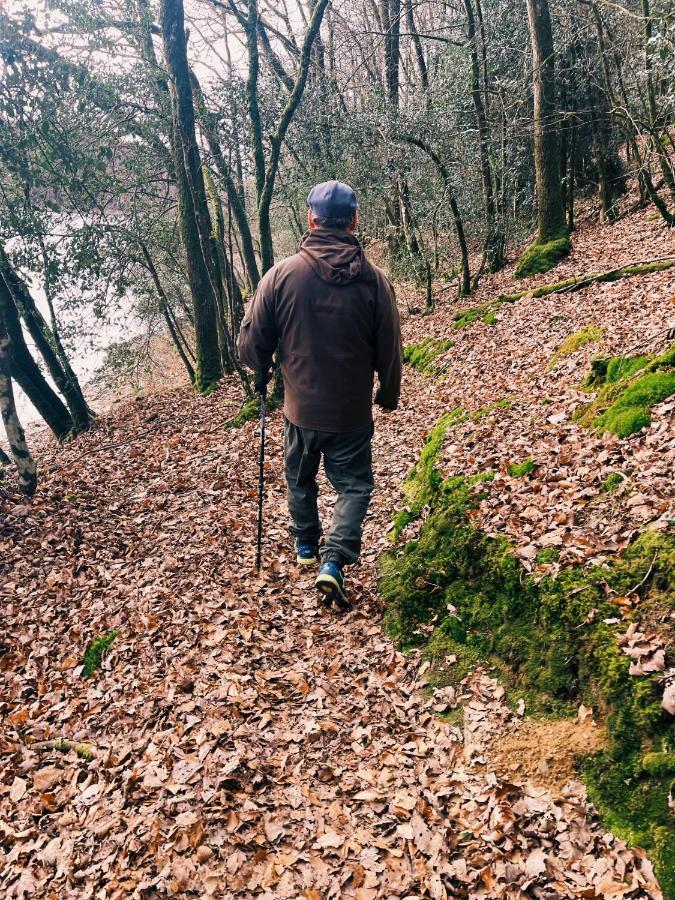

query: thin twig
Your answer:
[627,552,659,596]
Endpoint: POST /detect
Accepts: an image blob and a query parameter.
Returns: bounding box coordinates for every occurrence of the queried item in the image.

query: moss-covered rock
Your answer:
[576,347,675,438]
[514,234,571,278]
[596,371,675,437]
[403,337,454,375]
[380,417,674,887]
[585,750,675,900]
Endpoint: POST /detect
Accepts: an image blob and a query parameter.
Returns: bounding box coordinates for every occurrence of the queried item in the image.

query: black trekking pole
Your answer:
[255,387,266,570]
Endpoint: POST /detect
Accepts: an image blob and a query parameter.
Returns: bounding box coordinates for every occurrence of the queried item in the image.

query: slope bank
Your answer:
[386,202,675,894]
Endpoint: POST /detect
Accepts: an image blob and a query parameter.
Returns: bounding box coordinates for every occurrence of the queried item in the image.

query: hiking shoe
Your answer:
[315,561,350,609]
[296,542,319,565]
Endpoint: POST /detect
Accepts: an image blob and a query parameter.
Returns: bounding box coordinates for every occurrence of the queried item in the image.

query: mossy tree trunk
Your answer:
[160,0,223,393]
[0,273,74,441]
[525,0,568,244]
[0,330,37,496]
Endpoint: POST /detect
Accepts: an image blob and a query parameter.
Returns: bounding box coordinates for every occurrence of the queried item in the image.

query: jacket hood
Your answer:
[299,228,376,286]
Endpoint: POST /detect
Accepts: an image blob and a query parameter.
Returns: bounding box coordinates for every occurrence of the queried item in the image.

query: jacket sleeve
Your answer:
[236,270,278,373]
[373,274,403,410]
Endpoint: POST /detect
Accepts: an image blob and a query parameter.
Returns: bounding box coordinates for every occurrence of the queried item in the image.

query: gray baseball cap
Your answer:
[307,180,357,220]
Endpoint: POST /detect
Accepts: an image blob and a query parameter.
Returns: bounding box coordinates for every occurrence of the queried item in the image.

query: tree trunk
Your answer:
[463,0,504,272]
[525,0,567,243]
[385,0,401,109]
[137,240,195,383]
[403,137,471,296]
[254,0,330,274]
[0,329,37,496]
[0,274,74,440]
[641,0,675,207]
[0,247,92,432]
[405,0,428,93]
[191,71,261,289]
[160,0,223,392]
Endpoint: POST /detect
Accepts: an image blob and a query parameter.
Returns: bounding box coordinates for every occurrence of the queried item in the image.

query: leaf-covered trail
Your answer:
[1,354,663,898]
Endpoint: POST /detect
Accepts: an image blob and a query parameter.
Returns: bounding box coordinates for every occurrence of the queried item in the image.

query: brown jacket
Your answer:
[237,228,402,433]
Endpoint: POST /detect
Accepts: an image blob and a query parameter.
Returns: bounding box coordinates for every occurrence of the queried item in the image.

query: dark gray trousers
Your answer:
[284,418,374,566]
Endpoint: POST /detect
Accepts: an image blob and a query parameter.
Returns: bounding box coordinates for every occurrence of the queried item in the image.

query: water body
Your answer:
[6,286,141,447]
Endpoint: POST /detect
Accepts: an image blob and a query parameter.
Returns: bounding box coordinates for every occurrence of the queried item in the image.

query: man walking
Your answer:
[237,181,402,607]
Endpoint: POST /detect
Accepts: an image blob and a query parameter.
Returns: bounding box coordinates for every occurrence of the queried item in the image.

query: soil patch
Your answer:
[490,714,608,794]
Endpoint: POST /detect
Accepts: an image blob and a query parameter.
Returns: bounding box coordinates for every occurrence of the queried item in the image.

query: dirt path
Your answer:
[0,354,663,898]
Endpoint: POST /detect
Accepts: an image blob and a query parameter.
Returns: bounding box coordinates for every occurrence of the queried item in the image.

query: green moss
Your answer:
[596,372,675,437]
[75,743,94,760]
[471,399,512,421]
[641,752,675,777]
[548,325,603,370]
[225,397,260,429]
[606,355,652,384]
[423,618,488,687]
[503,277,600,303]
[507,458,535,477]
[403,337,454,375]
[380,428,675,886]
[620,260,674,276]
[82,630,119,677]
[536,548,559,564]
[389,409,466,541]
[514,234,571,278]
[453,303,499,329]
[600,472,626,494]
[576,347,675,438]
[585,751,675,899]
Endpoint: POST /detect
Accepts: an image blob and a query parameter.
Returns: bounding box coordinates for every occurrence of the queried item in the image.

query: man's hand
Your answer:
[254,369,272,398]
[375,388,397,411]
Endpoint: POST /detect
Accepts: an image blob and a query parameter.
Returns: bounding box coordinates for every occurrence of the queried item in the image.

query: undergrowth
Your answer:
[507,458,535,477]
[576,346,675,438]
[453,303,500,329]
[600,472,626,494]
[380,412,675,890]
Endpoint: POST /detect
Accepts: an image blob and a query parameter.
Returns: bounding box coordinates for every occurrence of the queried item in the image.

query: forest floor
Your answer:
[1,202,673,899]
